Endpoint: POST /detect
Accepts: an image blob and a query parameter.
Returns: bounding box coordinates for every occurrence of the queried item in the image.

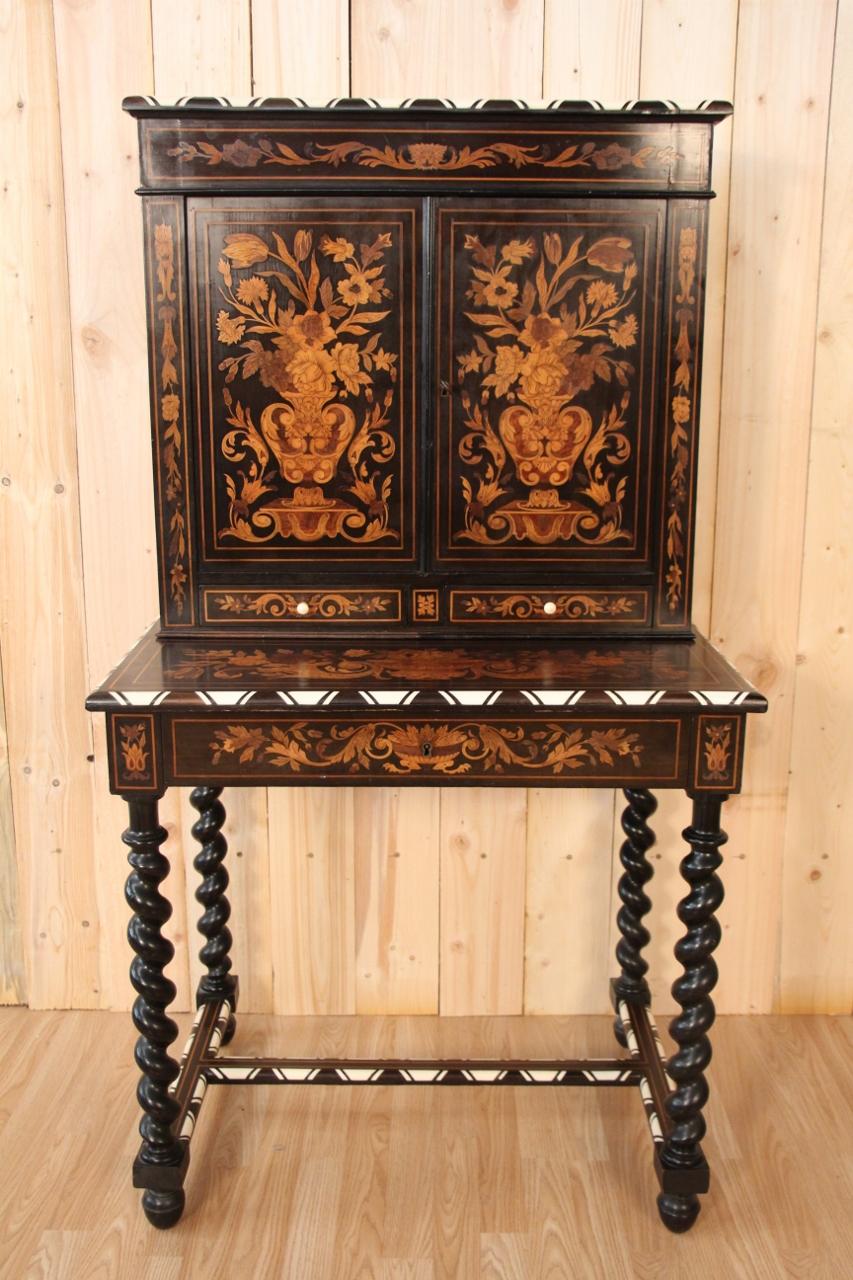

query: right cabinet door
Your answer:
[433,199,666,578]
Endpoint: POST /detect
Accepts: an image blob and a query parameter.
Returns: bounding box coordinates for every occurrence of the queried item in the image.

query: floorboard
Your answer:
[0,1011,850,1279]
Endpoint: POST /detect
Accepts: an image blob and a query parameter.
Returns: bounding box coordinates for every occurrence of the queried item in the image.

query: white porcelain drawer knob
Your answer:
[543,600,557,616]
[295,601,310,616]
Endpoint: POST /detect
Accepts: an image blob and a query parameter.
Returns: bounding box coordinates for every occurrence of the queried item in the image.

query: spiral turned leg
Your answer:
[657,794,727,1233]
[190,786,237,1044]
[612,788,657,1047]
[123,797,186,1229]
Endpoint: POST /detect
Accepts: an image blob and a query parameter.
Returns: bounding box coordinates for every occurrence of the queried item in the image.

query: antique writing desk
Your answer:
[87,97,766,1233]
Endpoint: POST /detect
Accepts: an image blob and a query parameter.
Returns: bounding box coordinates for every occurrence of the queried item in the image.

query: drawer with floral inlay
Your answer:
[448,588,651,626]
[201,586,402,625]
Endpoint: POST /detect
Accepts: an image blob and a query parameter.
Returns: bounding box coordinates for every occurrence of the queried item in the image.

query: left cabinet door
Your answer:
[189,198,422,586]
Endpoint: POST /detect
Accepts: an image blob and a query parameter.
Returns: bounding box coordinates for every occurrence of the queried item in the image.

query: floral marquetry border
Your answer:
[209,720,644,776]
[139,122,710,190]
[656,207,707,627]
[165,134,680,178]
[145,199,195,626]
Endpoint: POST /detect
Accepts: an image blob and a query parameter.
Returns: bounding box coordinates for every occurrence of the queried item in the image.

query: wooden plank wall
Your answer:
[0,0,849,1016]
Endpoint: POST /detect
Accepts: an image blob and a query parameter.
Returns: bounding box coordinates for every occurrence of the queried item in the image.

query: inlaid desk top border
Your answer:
[86,626,767,716]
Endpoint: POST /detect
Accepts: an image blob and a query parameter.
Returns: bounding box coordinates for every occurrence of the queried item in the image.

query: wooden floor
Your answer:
[0,1011,850,1279]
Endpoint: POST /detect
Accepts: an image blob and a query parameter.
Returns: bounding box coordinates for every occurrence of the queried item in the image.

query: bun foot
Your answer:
[220,1011,237,1046]
[142,1187,185,1229]
[657,1191,700,1233]
[613,1014,628,1049]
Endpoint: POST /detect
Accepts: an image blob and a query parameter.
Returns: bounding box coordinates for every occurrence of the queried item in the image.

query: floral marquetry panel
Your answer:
[434,201,664,565]
[189,199,419,565]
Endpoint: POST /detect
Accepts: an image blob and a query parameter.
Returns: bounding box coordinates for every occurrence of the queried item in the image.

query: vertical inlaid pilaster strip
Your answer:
[143,197,195,627]
[656,202,708,628]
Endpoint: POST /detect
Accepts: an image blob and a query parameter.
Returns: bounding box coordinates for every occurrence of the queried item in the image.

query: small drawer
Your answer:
[202,587,402,624]
[449,588,650,625]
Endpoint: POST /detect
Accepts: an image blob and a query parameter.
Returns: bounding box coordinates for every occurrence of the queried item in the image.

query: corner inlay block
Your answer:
[111,713,159,792]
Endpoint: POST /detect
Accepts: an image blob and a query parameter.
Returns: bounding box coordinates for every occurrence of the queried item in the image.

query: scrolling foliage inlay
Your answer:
[170,134,679,177]
[449,223,643,551]
[663,222,700,615]
[151,215,190,617]
[457,591,645,622]
[209,221,404,549]
[209,589,396,620]
[208,719,644,777]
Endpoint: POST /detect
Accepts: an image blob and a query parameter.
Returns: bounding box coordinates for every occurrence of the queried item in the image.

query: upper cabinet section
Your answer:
[130,102,730,638]
[124,99,730,195]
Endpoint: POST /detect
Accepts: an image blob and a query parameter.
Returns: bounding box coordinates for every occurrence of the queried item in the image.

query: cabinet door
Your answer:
[189,198,420,568]
[433,199,665,569]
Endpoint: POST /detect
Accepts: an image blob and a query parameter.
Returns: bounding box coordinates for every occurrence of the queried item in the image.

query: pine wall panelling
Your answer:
[0,626,24,1002]
[543,1,642,106]
[0,0,849,1016]
[779,0,853,1013]
[1,0,98,1009]
[709,0,838,1013]
[350,0,546,100]
[251,0,357,101]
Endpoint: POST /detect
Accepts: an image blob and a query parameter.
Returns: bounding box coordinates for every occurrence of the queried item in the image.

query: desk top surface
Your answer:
[87,626,766,716]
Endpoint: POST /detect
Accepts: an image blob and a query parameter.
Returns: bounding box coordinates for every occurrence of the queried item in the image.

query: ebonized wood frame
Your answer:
[121,775,728,1234]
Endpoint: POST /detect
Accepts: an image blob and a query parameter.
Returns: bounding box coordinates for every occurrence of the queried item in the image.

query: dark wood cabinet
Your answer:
[87,98,766,1235]
[133,98,723,637]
